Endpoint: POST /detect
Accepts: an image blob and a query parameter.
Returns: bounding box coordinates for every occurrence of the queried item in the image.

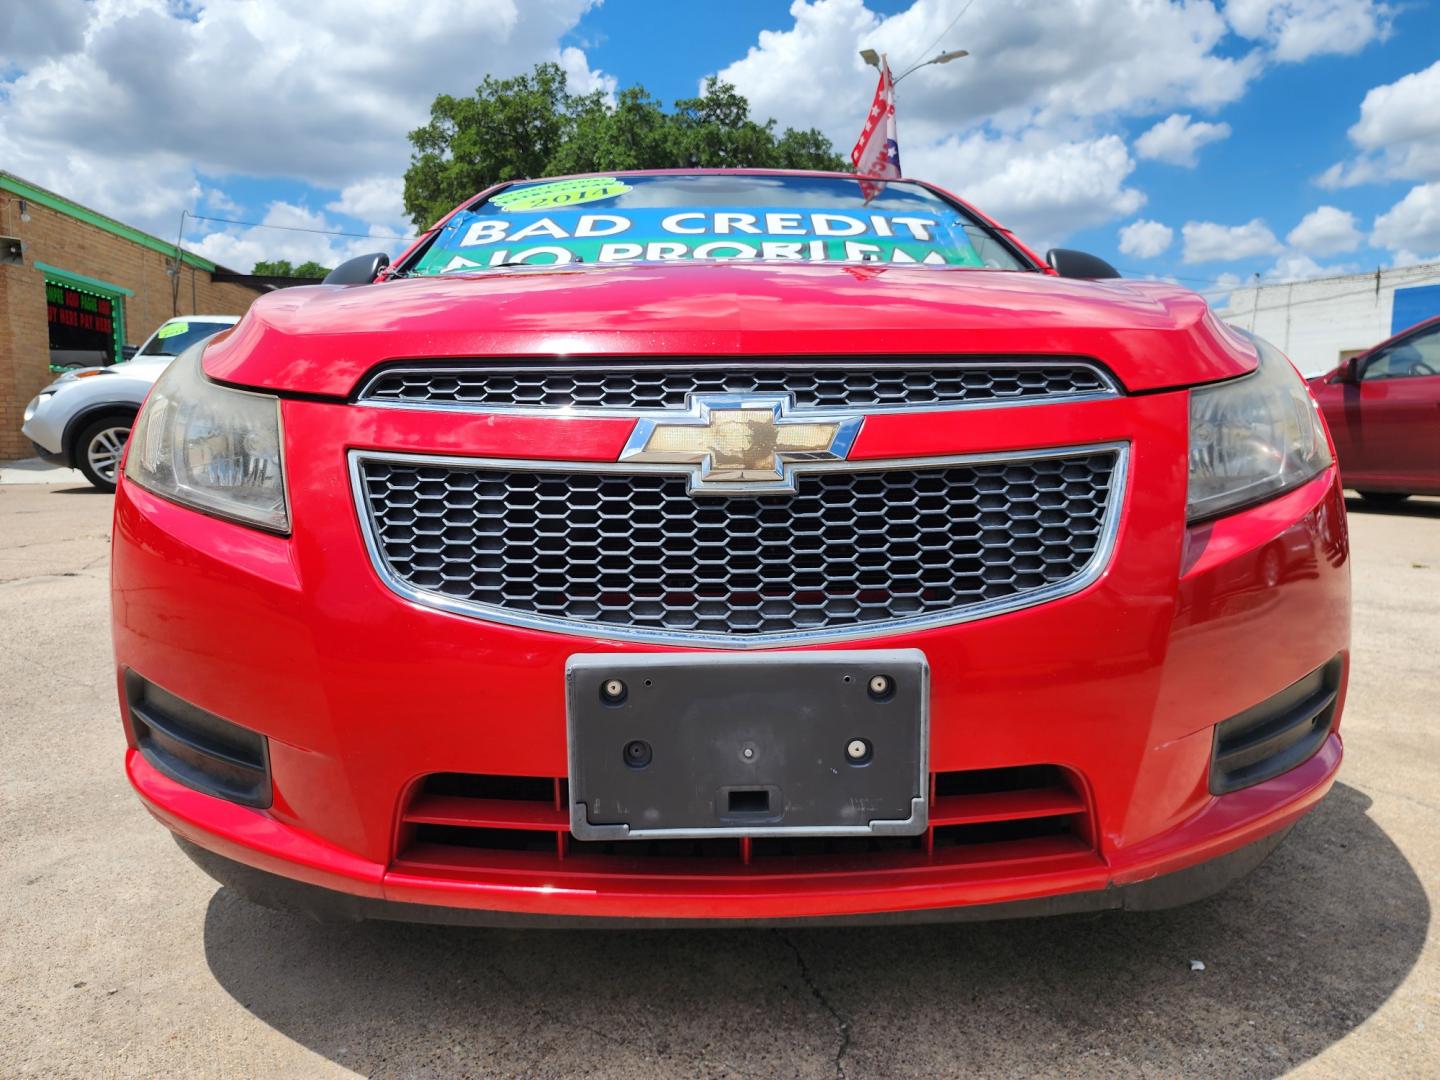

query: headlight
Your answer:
[1187,334,1333,522]
[124,343,288,533]
[23,392,53,423]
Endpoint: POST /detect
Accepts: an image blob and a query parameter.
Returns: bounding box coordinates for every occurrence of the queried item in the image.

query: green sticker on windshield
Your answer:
[491,177,631,213]
[156,321,189,339]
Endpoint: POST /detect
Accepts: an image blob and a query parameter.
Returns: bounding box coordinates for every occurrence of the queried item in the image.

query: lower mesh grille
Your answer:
[395,766,1093,873]
[355,447,1122,644]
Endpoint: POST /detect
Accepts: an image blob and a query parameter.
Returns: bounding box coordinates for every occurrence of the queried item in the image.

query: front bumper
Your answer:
[170,824,1297,927]
[21,396,63,457]
[112,388,1351,923]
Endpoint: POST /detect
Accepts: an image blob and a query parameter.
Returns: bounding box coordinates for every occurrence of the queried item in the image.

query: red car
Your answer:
[112,170,1349,926]
[1308,314,1440,503]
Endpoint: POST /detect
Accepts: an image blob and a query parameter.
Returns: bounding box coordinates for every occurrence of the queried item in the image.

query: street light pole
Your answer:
[860,47,969,86]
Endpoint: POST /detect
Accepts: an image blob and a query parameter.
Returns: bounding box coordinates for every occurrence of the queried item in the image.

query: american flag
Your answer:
[850,59,900,202]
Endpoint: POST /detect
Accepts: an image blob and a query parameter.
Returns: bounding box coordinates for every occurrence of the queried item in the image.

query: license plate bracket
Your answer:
[566,650,928,840]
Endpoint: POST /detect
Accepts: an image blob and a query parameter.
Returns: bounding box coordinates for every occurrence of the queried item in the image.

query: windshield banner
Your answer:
[411,206,984,274]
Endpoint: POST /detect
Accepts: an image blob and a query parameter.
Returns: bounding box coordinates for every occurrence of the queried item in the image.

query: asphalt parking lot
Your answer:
[1,482,1437,1079]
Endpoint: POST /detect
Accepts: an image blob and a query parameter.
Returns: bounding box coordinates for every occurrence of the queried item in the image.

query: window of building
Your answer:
[38,263,130,372]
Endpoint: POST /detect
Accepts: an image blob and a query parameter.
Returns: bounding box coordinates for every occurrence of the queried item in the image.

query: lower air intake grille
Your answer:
[395,766,1093,873]
[125,671,271,808]
[1210,656,1342,794]
[354,447,1122,644]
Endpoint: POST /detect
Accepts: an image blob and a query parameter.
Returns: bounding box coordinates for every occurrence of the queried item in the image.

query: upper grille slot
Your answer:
[352,446,1124,646]
[358,361,1117,413]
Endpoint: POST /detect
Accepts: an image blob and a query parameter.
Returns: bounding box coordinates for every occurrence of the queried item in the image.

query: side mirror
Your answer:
[120,344,139,361]
[1046,248,1121,280]
[1340,356,1362,384]
[322,252,390,286]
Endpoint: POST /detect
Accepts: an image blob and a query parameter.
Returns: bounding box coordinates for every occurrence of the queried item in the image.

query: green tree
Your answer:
[403,64,848,230]
[668,77,783,168]
[405,64,575,231]
[547,86,674,176]
[774,126,849,171]
[252,259,331,279]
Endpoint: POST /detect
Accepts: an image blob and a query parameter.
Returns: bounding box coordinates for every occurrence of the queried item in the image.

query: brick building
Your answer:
[0,172,266,459]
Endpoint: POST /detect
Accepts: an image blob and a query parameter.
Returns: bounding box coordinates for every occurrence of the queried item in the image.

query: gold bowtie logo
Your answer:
[620,395,863,495]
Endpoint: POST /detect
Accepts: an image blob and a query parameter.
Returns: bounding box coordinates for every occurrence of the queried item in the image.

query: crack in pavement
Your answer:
[0,533,110,552]
[0,570,98,587]
[780,933,851,1080]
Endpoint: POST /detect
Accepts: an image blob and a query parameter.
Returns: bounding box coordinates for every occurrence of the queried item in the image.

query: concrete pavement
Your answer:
[1,482,1437,1078]
[0,457,86,486]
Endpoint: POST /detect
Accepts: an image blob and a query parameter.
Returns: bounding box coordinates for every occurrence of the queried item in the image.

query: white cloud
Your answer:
[1225,0,1394,62]
[188,202,410,273]
[1389,249,1440,269]
[326,176,410,233]
[1205,271,1247,309]
[1285,205,1362,255]
[1118,219,1174,258]
[558,44,617,98]
[717,0,1260,149]
[1135,113,1231,167]
[1182,218,1282,263]
[1320,60,1440,187]
[713,0,1260,245]
[908,132,1143,249]
[200,187,241,216]
[1265,252,1360,280]
[0,0,606,237]
[0,0,89,68]
[1370,182,1440,254]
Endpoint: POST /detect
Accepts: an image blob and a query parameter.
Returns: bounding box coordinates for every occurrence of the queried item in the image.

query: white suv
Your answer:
[21,316,239,490]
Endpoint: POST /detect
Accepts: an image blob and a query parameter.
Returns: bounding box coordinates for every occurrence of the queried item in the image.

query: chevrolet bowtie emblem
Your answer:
[619,394,864,495]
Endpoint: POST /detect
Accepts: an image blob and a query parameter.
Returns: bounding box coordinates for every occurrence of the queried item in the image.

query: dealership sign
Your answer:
[412,196,984,274]
[46,282,115,336]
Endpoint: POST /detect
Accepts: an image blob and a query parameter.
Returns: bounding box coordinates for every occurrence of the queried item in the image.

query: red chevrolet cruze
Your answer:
[112,170,1349,926]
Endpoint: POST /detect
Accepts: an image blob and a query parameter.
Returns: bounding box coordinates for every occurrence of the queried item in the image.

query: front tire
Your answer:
[75,416,133,492]
[1357,491,1411,506]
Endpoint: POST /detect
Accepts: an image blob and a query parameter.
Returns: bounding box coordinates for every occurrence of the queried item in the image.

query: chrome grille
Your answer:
[357,361,1116,413]
[353,447,1124,646]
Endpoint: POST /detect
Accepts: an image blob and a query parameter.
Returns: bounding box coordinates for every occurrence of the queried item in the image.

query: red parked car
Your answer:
[112,170,1349,926]
[1307,314,1440,503]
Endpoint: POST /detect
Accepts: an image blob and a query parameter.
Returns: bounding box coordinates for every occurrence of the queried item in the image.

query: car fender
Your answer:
[57,379,155,466]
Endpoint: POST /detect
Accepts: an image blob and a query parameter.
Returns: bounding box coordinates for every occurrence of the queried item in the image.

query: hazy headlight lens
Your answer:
[24,392,53,422]
[124,343,288,532]
[1187,335,1332,522]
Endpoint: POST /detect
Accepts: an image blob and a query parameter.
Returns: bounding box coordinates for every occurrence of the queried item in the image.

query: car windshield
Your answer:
[405,173,1030,276]
[137,320,231,357]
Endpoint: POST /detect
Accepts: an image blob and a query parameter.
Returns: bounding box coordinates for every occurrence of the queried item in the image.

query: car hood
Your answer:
[203,261,1258,396]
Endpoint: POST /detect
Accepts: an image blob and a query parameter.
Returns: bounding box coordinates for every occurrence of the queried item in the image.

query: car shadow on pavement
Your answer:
[201,781,1426,1079]
[1344,495,1440,519]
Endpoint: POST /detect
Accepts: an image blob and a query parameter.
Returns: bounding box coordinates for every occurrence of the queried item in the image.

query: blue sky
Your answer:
[2,1,1437,303]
